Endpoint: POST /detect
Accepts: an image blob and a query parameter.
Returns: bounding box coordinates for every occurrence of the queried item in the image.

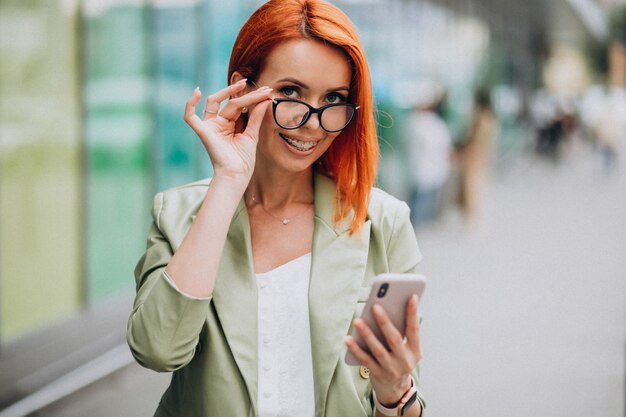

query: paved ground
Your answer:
[417,145,626,417]
[39,144,625,417]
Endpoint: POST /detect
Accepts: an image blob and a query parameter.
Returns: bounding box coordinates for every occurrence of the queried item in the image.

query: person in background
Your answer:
[580,84,626,176]
[127,1,425,416]
[456,90,497,228]
[405,82,453,227]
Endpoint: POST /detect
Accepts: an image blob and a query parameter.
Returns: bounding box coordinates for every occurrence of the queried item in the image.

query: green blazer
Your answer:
[128,173,425,417]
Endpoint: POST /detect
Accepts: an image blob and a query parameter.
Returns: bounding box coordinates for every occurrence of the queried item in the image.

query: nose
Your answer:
[302,110,321,131]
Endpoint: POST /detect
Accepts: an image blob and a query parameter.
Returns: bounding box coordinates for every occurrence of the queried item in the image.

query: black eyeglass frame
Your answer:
[271,98,360,133]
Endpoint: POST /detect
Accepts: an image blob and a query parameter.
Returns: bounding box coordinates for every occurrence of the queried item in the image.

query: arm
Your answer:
[127,81,273,371]
[166,81,272,298]
[165,176,246,297]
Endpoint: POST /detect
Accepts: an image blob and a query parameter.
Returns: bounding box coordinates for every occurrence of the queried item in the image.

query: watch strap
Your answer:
[373,375,418,416]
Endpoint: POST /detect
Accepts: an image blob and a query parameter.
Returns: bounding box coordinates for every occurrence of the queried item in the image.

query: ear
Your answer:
[230,71,248,99]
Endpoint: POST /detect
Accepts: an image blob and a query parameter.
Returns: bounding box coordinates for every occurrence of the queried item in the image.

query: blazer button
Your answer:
[359,366,370,379]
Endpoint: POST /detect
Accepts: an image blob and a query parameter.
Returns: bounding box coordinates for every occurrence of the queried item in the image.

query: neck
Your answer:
[246,166,315,209]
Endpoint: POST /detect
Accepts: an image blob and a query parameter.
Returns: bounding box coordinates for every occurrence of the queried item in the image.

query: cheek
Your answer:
[319,133,340,153]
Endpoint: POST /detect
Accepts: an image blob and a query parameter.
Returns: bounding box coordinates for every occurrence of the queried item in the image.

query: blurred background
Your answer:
[0,0,625,416]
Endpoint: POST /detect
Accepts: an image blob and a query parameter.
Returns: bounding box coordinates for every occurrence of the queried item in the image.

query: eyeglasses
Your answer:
[271,98,359,133]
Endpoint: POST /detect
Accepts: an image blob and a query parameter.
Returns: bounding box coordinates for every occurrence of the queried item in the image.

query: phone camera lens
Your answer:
[377,283,388,298]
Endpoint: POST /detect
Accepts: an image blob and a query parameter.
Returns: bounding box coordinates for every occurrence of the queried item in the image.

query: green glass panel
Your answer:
[152,5,203,191]
[84,3,150,302]
[0,1,82,342]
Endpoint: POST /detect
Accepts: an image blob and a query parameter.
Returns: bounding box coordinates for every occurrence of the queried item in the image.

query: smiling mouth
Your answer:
[279,133,318,152]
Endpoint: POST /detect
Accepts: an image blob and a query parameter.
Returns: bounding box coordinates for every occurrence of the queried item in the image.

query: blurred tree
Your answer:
[609,4,626,44]
[586,4,626,82]
[608,5,626,87]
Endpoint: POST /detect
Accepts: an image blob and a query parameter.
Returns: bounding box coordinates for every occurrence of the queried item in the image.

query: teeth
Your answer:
[280,134,317,151]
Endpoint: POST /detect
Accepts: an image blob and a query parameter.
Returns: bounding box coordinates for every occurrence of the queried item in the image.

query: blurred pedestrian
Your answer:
[530,89,567,161]
[405,82,452,227]
[581,85,626,175]
[127,1,425,416]
[456,90,497,227]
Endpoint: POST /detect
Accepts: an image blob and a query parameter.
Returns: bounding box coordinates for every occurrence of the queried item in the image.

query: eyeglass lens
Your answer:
[275,101,354,132]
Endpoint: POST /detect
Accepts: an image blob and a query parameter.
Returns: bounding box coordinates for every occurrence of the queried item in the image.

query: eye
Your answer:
[326,92,347,104]
[278,86,299,99]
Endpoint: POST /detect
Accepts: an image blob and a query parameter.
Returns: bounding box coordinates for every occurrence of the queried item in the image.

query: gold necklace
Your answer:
[249,195,312,225]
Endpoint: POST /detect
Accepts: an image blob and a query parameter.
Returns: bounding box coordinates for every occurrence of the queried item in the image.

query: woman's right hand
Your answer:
[183,79,273,183]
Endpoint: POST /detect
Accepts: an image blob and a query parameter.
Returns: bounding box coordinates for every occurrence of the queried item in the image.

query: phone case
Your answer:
[345,273,426,366]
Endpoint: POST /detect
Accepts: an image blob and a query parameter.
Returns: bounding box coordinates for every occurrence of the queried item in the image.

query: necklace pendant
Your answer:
[282,219,289,225]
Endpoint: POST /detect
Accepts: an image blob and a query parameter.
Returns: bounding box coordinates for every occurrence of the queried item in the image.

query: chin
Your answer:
[277,157,318,174]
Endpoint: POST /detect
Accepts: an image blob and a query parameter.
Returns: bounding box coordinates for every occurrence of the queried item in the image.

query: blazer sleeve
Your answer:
[126,192,211,372]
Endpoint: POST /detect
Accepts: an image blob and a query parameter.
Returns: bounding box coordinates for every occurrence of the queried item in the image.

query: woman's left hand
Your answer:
[345,294,422,405]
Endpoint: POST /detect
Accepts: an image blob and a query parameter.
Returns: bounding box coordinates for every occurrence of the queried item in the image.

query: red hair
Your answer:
[228,0,378,235]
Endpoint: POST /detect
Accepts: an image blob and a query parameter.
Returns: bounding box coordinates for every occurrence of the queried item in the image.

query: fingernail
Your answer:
[238,78,248,84]
[194,86,200,93]
[373,304,383,314]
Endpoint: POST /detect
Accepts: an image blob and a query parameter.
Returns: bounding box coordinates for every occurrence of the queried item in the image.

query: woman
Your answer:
[127,1,425,416]
[456,90,497,228]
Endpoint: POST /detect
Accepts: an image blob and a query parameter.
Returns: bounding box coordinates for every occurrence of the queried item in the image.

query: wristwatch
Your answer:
[372,376,418,416]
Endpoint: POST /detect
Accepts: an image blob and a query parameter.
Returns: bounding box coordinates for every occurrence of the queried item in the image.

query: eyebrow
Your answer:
[276,77,350,93]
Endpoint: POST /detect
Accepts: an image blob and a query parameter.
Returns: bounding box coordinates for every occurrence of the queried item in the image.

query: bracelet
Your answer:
[372,375,418,416]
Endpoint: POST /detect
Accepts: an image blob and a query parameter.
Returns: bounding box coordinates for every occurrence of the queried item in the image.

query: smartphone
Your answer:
[345,273,427,366]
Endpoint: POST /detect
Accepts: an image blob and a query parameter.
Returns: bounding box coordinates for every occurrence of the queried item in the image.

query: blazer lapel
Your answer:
[211,200,259,412]
[309,174,371,415]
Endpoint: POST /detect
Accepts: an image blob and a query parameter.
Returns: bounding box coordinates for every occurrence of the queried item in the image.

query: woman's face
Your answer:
[251,39,353,175]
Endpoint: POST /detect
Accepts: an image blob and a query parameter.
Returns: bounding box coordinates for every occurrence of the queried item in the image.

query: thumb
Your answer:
[243,99,271,142]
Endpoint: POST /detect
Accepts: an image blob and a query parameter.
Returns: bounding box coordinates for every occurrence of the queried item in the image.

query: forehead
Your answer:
[260,39,352,89]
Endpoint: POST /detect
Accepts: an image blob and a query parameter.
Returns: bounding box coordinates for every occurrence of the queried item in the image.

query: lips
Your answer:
[279,133,318,152]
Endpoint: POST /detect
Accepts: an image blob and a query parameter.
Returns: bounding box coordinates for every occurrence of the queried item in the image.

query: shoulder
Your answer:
[158,178,210,205]
[367,187,410,227]
[369,186,408,212]
[151,178,211,228]
[368,187,421,270]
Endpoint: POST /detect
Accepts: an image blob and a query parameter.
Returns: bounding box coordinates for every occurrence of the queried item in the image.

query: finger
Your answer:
[243,99,272,141]
[203,109,219,121]
[372,303,406,356]
[203,79,249,116]
[372,302,419,375]
[344,335,383,375]
[219,87,273,121]
[184,87,205,134]
[404,294,422,360]
[353,318,394,369]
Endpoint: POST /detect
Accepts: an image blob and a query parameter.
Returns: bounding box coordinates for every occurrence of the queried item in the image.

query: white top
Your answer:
[256,253,315,417]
